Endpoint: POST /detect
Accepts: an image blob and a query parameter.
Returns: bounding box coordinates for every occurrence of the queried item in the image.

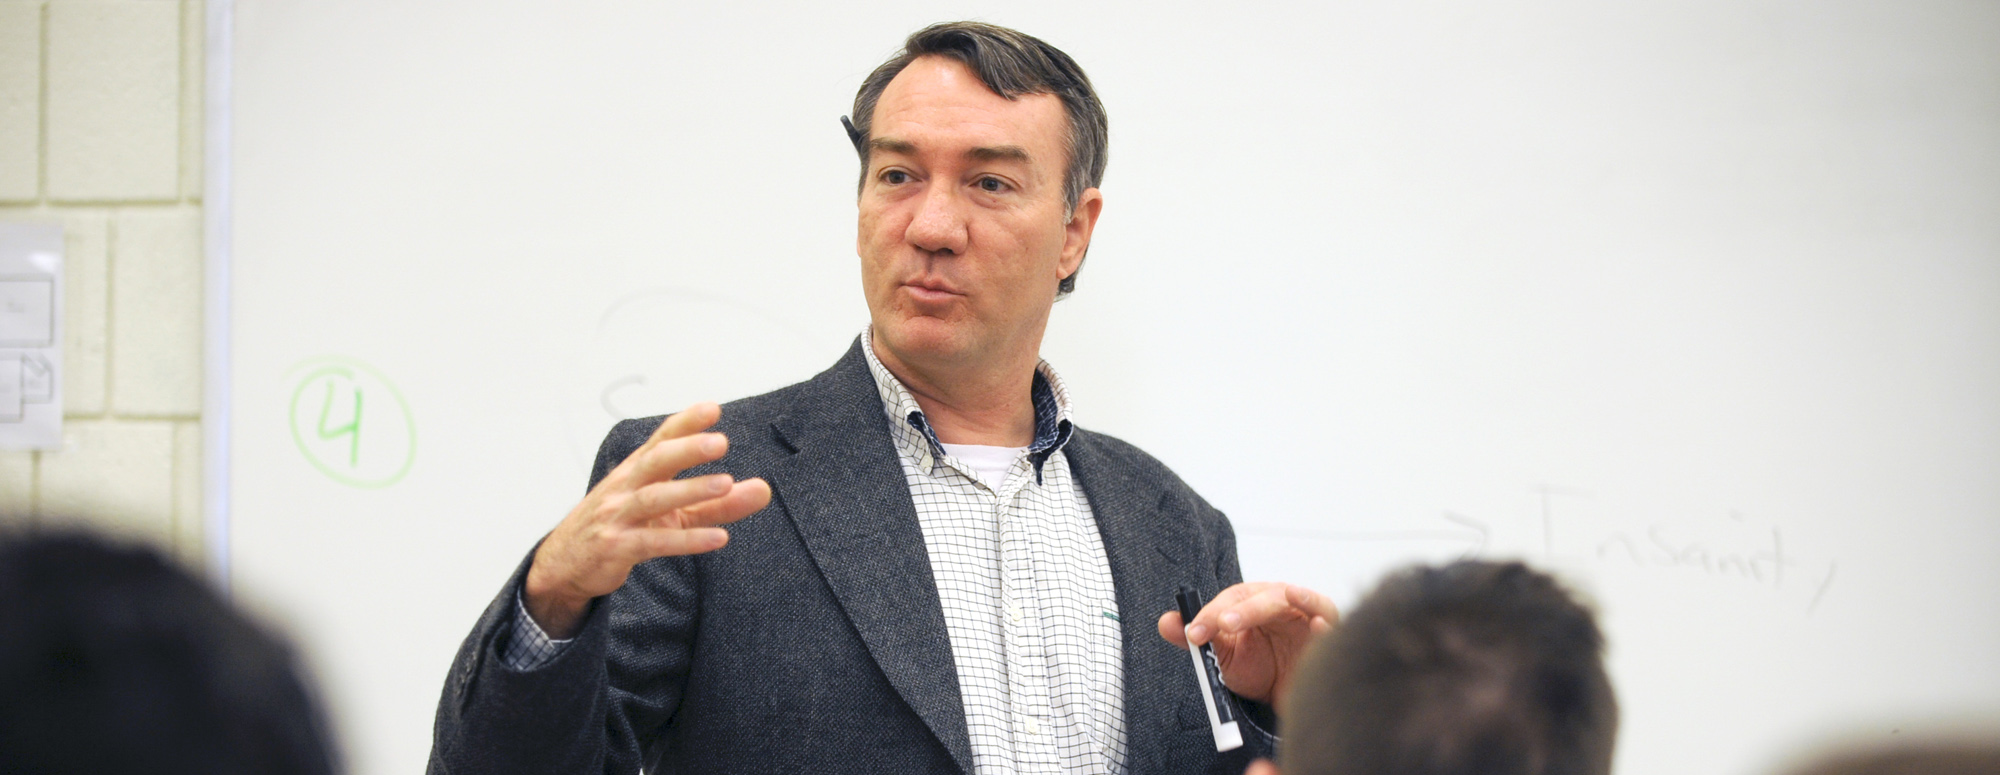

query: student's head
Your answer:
[0,529,339,775]
[1261,560,1617,775]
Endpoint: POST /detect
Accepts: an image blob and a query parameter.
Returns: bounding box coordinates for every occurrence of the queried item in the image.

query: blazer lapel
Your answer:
[1067,432,1203,775]
[768,343,976,774]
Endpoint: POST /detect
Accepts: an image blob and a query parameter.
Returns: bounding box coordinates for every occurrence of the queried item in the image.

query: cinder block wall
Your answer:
[0,0,206,567]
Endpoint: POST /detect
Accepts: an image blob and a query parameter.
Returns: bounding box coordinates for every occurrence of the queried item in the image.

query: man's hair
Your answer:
[1281,560,1618,775]
[0,528,339,775]
[849,21,1109,296]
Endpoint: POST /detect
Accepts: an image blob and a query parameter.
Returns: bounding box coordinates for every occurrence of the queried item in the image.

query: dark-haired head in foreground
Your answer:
[1259,560,1617,775]
[0,528,338,775]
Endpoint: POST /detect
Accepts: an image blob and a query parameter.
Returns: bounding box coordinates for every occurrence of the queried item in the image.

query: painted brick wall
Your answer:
[0,0,205,567]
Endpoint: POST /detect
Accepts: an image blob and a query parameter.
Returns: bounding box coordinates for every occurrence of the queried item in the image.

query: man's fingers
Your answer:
[625,474,738,523]
[598,403,724,488]
[1156,611,1190,650]
[619,431,730,487]
[1215,584,1305,634]
[618,525,730,561]
[667,478,772,527]
[647,402,721,444]
[1162,582,1336,648]
[1187,582,1278,643]
[1287,583,1341,625]
[1203,582,1263,610]
[624,477,771,529]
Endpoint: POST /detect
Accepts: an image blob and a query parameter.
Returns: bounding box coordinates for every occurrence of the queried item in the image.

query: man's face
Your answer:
[858,56,1101,374]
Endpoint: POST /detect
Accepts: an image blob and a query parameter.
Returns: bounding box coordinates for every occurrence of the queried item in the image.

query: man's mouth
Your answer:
[902,279,963,301]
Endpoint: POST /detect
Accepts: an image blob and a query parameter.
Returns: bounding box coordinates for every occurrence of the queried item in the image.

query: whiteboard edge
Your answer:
[202,0,234,592]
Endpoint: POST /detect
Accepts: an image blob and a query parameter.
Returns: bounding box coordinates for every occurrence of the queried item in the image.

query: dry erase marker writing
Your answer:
[1177,587,1243,752]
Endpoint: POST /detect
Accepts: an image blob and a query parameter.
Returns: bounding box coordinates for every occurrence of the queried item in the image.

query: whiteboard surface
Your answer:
[227,2,2000,774]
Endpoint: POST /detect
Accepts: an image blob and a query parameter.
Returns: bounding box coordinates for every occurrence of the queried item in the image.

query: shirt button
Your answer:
[1006,604,1023,623]
[1022,717,1042,736]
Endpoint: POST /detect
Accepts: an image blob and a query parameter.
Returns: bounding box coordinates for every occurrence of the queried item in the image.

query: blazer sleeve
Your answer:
[428,418,692,775]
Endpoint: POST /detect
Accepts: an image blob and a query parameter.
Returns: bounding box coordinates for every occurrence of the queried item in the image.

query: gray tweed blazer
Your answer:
[428,339,1273,774]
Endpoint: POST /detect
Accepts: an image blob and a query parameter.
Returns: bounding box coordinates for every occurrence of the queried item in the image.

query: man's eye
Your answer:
[977,177,1007,192]
[883,170,910,185]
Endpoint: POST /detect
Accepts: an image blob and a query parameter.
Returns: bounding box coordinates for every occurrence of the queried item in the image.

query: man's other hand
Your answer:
[523,402,772,638]
[1156,582,1338,710]
[1244,759,1281,775]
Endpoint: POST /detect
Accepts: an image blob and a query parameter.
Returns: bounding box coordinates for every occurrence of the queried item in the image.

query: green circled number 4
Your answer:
[317,379,362,468]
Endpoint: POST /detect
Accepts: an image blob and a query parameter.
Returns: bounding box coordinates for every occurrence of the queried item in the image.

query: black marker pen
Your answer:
[1177,587,1243,752]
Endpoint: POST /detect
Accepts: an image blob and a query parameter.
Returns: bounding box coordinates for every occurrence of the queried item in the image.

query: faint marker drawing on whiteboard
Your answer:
[1238,486,1838,617]
[287,357,417,488]
[0,222,63,449]
[564,287,836,469]
[1533,485,1839,616]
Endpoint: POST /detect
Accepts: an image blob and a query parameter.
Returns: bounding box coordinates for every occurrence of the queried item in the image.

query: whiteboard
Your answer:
[224,2,2000,774]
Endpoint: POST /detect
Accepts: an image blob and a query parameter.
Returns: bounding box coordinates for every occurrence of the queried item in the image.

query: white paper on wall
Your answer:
[0,222,62,450]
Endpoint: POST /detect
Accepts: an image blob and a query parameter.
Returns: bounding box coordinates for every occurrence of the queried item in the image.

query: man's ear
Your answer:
[1059,187,1104,281]
[1244,758,1282,775]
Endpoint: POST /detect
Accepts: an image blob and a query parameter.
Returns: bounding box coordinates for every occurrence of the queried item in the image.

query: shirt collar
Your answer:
[860,327,1076,480]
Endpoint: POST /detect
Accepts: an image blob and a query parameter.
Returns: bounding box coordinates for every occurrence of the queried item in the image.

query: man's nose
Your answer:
[905,183,969,255]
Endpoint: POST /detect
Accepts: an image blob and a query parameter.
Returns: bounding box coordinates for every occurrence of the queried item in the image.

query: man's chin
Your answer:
[875,318,976,367]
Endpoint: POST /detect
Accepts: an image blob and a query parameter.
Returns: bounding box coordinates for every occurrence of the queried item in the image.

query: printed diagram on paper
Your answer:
[0,223,63,449]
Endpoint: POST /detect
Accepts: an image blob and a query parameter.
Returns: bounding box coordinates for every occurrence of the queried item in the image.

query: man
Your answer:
[430,22,1335,775]
[1250,560,1617,775]
[0,528,340,775]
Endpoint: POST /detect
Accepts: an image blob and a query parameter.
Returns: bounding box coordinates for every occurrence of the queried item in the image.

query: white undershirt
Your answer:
[938,442,1029,492]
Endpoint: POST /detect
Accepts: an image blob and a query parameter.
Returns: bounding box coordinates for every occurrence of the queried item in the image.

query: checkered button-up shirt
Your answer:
[502,332,1128,774]
[861,334,1127,775]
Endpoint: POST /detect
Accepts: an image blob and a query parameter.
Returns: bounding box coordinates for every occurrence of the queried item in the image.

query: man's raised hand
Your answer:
[523,403,771,638]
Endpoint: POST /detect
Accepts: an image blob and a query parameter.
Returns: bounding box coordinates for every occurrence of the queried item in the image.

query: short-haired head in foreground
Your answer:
[1277,560,1617,775]
[849,20,1108,296]
[0,528,339,775]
